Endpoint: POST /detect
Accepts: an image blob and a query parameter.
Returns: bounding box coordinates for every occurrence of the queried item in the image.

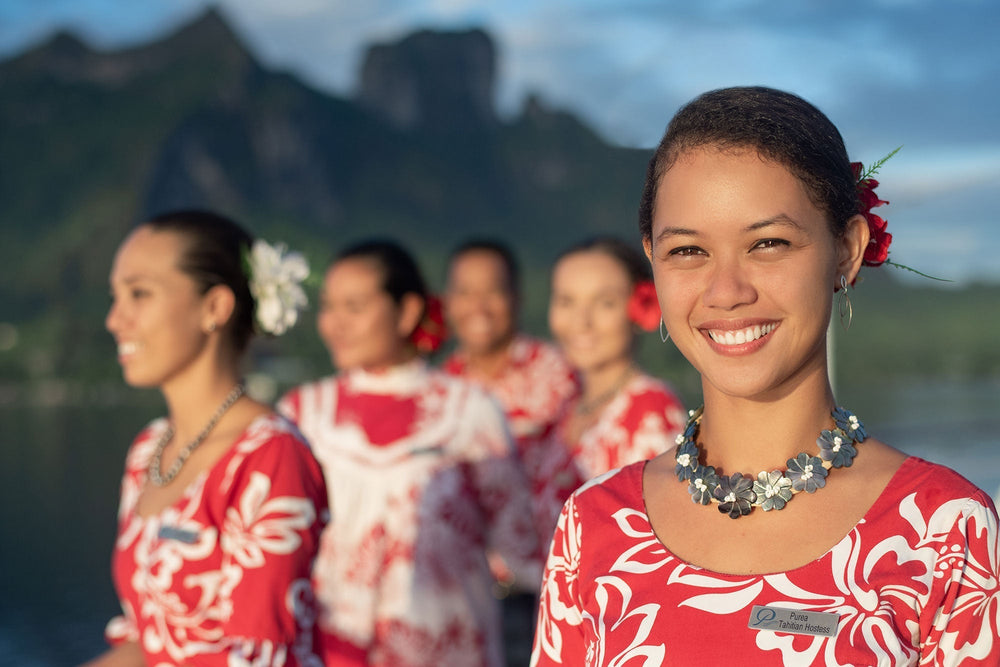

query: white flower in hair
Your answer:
[247,239,309,335]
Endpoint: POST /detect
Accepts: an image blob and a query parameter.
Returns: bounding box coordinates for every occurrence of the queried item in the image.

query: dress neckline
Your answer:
[636,454,922,578]
[132,413,276,521]
[345,358,429,394]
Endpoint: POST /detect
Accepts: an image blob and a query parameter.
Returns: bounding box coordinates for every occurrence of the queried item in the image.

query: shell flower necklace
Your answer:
[148,382,246,486]
[674,405,867,519]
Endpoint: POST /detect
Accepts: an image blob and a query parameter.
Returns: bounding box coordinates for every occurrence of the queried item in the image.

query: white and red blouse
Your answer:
[442,334,577,448]
[443,335,578,551]
[106,414,328,666]
[532,457,1000,666]
[278,360,540,667]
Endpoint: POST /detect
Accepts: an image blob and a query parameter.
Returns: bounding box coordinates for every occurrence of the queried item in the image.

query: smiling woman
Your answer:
[85,210,327,667]
[530,87,1000,667]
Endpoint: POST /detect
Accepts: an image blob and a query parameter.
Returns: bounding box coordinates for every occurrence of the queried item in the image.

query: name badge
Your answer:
[748,605,839,638]
[158,525,199,544]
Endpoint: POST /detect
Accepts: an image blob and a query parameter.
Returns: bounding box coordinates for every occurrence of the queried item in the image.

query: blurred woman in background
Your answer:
[87,210,326,666]
[278,239,539,667]
[540,237,686,530]
[441,239,577,666]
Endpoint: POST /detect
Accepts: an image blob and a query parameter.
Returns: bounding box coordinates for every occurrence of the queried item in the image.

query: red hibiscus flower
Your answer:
[627,280,661,332]
[851,161,892,268]
[411,294,447,354]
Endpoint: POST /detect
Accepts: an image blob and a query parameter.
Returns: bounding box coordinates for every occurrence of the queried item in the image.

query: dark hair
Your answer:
[639,86,859,243]
[144,209,255,352]
[554,236,652,285]
[335,239,429,307]
[447,238,520,296]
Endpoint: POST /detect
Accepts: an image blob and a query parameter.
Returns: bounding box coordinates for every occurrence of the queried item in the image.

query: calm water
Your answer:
[1,378,998,666]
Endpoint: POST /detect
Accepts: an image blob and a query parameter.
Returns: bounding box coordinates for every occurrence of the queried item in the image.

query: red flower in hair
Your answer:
[411,295,447,354]
[851,161,892,268]
[627,280,661,332]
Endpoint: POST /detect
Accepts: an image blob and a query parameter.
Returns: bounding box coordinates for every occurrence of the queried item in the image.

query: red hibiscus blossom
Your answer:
[851,161,892,268]
[411,295,447,353]
[627,280,661,332]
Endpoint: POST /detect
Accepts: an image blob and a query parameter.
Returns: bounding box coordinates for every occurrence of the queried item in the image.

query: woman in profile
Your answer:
[538,236,686,531]
[86,210,326,666]
[532,87,1000,665]
[278,239,539,667]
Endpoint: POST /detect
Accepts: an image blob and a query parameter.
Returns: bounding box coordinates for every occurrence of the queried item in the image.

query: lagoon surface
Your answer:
[1,378,998,666]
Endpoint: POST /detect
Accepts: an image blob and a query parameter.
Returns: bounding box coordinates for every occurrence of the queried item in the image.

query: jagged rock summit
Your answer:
[359,28,497,132]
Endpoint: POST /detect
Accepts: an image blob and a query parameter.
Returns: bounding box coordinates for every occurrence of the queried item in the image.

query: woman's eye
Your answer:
[753,238,790,251]
[668,246,704,257]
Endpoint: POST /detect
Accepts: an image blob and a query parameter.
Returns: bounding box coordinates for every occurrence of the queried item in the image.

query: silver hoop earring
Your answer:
[659,318,670,343]
[838,275,853,332]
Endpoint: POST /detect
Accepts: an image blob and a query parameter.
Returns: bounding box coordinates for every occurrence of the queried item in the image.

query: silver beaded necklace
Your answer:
[147,383,246,486]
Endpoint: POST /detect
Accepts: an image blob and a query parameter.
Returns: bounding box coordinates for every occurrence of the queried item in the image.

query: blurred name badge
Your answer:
[158,525,199,544]
[748,605,839,638]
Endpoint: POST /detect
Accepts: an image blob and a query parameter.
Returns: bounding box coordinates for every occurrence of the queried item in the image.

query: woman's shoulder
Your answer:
[616,372,686,423]
[890,456,994,503]
[623,372,682,403]
[867,455,997,528]
[571,460,648,514]
[214,413,325,494]
[276,375,338,420]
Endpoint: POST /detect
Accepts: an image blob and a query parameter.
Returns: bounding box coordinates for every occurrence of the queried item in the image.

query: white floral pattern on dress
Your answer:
[106,415,327,666]
[532,458,1000,667]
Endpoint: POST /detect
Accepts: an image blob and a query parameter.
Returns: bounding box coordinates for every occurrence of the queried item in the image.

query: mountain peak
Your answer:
[0,6,254,86]
[155,6,249,60]
[359,28,497,132]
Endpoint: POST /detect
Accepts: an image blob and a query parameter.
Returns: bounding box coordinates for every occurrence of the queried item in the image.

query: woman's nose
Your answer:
[702,258,757,310]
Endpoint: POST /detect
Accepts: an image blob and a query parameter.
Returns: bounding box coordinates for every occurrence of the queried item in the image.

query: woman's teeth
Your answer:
[118,341,139,356]
[708,323,775,346]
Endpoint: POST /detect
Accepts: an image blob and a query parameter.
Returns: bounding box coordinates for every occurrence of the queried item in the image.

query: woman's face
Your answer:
[644,146,859,401]
[317,258,411,371]
[105,226,211,389]
[445,250,517,357]
[549,250,634,375]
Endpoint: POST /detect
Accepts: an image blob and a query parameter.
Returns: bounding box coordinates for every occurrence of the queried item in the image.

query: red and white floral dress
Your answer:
[443,335,578,548]
[555,373,686,481]
[534,373,686,543]
[532,457,1000,666]
[278,360,540,667]
[106,414,328,667]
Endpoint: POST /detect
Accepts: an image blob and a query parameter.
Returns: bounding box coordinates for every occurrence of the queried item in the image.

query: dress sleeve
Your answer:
[919,492,1000,665]
[531,494,587,666]
[210,428,329,664]
[464,388,543,586]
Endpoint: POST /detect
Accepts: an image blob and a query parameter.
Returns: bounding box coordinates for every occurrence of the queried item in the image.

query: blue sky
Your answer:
[2,0,998,283]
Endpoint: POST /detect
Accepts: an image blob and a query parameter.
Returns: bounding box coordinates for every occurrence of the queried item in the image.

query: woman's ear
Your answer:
[202,284,237,333]
[397,293,425,341]
[838,214,870,286]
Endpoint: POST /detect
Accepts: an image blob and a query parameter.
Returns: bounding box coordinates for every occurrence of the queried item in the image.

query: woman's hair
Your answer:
[335,239,429,308]
[144,209,256,352]
[639,86,859,242]
[555,236,652,285]
[447,238,521,296]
